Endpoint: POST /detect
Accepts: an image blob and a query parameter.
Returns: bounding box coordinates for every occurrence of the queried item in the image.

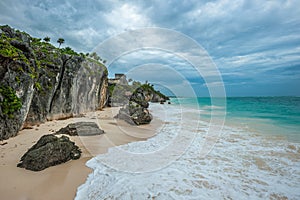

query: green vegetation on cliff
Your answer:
[0,85,22,119]
[108,80,169,107]
[0,32,29,65]
[0,25,109,140]
[0,25,106,68]
[138,83,169,100]
[0,25,107,84]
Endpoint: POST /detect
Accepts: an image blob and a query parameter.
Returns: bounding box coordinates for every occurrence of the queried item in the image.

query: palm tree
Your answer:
[43,36,50,42]
[57,38,65,48]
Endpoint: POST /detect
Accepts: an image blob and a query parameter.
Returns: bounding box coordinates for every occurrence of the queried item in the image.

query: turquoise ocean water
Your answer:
[171,97,300,142]
[76,97,300,199]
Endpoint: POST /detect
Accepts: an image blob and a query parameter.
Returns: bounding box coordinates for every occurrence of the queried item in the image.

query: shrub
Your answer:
[0,85,22,118]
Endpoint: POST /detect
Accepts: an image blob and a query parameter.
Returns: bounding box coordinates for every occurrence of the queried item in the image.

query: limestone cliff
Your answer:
[0,25,108,140]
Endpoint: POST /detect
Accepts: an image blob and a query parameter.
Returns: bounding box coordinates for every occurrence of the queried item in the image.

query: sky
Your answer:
[0,0,299,97]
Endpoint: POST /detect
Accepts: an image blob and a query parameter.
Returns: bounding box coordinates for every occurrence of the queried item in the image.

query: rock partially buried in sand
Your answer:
[17,134,81,171]
[55,122,104,136]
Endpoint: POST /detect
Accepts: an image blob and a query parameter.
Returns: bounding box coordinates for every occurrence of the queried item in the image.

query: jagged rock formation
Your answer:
[55,122,104,136]
[111,80,169,125]
[117,101,153,125]
[108,78,169,108]
[17,134,81,171]
[108,73,128,85]
[115,87,157,125]
[0,25,108,140]
[151,92,169,103]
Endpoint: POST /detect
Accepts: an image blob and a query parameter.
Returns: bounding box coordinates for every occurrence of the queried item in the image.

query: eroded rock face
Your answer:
[130,105,153,125]
[130,88,150,108]
[26,55,108,123]
[116,95,153,125]
[118,104,152,125]
[0,26,36,139]
[151,92,168,103]
[55,122,104,136]
[0,25,108,140]
[17,134,81,171]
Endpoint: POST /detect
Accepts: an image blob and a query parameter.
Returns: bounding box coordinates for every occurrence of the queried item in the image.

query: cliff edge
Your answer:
[0,25,108,140]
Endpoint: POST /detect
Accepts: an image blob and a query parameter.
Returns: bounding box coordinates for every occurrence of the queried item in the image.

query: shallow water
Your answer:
[174,97,300,141]
[76,98,300,200]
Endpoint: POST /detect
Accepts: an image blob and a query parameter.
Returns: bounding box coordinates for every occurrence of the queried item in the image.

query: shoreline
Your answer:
[75,103,300,199]
[0,106,163,200]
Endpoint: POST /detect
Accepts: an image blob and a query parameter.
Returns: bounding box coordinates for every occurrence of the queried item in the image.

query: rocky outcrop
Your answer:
[0,26,37,140]
[111,81,169,125]
[108,79,169,108]
[55,122,104,136]
[116,87,153,125]
[45,57,107,121]
[116,102,152,125]
[151,92,169,103]
[17,134,81,171]
[130,87,151,108]
[0,25,108,140]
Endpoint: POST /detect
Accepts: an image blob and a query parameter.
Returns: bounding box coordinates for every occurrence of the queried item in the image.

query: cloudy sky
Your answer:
[1,0,299,96]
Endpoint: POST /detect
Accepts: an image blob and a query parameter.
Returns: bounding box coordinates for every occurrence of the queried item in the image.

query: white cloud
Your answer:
[104,3,153,34]
[66,27,101,49]
[1,0,299,95]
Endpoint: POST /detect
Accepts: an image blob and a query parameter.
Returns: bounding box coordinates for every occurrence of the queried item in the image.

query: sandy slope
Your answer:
[0,107,162,200]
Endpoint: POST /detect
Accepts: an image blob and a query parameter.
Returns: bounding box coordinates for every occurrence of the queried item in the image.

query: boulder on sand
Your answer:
[55,122,104,136]
[17,134,81,171]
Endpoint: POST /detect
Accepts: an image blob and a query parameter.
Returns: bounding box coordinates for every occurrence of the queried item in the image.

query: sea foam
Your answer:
[75,103,300,200]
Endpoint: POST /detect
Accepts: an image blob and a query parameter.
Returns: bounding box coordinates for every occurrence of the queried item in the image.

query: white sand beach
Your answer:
[0,107,162,200]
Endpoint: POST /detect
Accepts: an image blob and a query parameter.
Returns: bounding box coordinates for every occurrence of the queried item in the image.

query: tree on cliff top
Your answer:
[90,52,100,61]
[43,36,50,42]
[57,38,65,48]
